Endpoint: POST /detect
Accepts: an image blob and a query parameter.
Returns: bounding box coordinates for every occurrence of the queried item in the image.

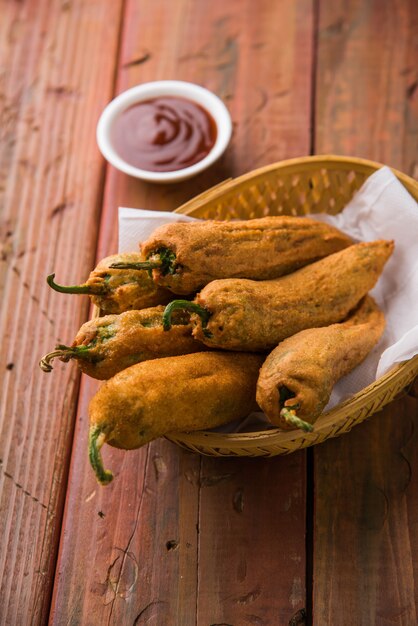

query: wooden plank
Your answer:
[197,454,307,625]
[313,1,418,623]
[194,4,314,621]
[0,1,124,624]
[314,398,418,626]
[50,0,314,624]
[316,0,418,173]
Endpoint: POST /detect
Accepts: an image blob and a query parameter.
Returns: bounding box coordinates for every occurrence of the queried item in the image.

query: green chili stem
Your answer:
[47,273,94,295]
[110,249,176,275]
[109,261,161,271]
[39,344,90,372]
[280,407,313,433]
[40,346,75,371]
[162,300,210,331]
[88,426,113,485]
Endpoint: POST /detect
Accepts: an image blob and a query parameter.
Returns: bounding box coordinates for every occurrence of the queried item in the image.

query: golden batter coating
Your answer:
[89,253,172,313]
[39,306,202,379]
[256,296,385,430]
[166,239,393,351]
[138,216,353,294]
[47,252,172,314]
[88,352,264,484]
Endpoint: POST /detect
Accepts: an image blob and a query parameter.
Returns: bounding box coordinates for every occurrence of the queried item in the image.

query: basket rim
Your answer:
[169,154,418,451]
[174,154,418,216]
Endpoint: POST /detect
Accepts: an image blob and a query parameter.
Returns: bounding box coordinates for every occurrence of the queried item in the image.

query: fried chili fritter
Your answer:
[111,216,353,294]
[163,240,394,351]
[47,252,172,314]
[39,306,203,379]
[88,352,264,484]
[256,296,385,431]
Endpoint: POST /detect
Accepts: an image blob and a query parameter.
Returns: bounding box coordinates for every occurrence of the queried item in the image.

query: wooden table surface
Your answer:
[1,1,418,624]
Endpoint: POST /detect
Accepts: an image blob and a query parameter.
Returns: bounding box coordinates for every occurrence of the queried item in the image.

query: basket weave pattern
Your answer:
[164,156,418,457]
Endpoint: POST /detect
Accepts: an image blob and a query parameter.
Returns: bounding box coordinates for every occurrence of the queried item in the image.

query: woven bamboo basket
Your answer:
[162,155,418,457]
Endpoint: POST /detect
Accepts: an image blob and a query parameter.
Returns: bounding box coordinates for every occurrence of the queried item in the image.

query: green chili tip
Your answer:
[162,300,211,331]
[39,344,84,372]
[88,426,113,485]
[280,407,314,433]
[47,273,94,295]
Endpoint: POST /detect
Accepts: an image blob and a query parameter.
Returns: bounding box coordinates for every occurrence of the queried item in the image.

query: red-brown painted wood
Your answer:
[313,1,418,623]
[50,1,314,623]
[0,1,124,624]
[7,1,416,623]
[196,454,307,625]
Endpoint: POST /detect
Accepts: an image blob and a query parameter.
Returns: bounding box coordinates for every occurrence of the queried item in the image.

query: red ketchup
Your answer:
[111,96,217,172]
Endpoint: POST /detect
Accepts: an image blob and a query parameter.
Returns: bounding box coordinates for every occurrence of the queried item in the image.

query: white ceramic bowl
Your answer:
[96,80,232,183]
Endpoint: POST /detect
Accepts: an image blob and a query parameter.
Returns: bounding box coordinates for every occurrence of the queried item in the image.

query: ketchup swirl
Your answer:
[111,96,217,172]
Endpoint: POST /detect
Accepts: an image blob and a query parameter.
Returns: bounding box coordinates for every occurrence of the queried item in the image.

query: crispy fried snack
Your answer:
[256,296,385,431]
[110,216,353,294]
[47,252,172,314]
[163,240,394,351]
[39,306,203,379]
[88,352,264,484]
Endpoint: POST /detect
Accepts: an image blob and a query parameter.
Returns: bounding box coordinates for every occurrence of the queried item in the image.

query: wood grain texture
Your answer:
[196,454,306,625]
[314,398,418,626]
[50,0,314,624]
[316,0,418,175]
[313,1,418,623]
[0,1,124,624]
